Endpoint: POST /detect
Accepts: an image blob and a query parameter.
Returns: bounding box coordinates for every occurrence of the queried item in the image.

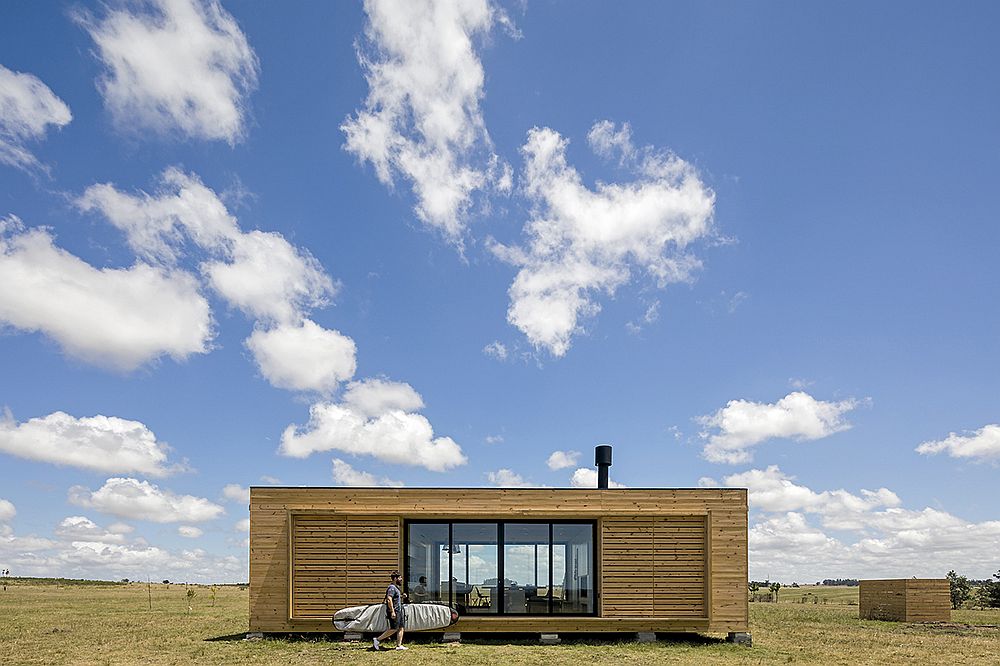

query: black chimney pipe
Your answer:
[595,445,612,489]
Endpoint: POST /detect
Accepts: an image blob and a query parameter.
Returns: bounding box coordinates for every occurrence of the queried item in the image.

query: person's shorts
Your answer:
[386,611,405,629]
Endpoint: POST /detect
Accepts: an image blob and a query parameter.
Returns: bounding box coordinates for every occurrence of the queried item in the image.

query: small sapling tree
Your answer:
[186,587,196,614]
[946,570,971,609]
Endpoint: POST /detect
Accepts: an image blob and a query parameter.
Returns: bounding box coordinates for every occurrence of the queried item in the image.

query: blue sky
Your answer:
[1,0,998,584]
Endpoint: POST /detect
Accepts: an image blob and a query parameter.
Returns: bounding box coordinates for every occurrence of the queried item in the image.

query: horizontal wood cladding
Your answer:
[249,488,747,633]
[601,516,707,618]
[289,515,399,620]
[859,579,951,622]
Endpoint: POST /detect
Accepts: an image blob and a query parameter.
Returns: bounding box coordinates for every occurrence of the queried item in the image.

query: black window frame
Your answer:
[404,519,598,617]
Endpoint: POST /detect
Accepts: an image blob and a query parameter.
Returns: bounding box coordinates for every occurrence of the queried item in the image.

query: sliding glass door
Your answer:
[405,520,595,616]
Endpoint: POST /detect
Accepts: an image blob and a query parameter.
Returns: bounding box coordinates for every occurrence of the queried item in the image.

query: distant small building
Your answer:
[859,579,950,622]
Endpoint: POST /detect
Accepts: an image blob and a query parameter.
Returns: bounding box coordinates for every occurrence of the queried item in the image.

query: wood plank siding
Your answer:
[859,579,950,622]
[249,488,748,634]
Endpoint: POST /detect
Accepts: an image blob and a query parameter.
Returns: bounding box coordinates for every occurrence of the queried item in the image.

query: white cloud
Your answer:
[68,478,225,524]
[546,450,580,470]
[0,216,213,371]
[916,424,1000,462]
[626,300,660,335]
[751,510,1000,583]
[177,525,203,538]
[0,410,181,477]
[705,466,1000,581]
[0,498,15,523]
[342,0,511,242]
[77,0,258,143]
[698,391,861,464]
[246,320,357,393]
[484,434,503,445]
[715,466,900,525]
[279,379,466,472]
[486,468,534,487]
[483,341,508,361]
[492,122,714,356]
[203,230,334,324]
[234,518,249,533]
[341,378,424,419]
[569,467,625,488]
[331,458,403,487]
[0,65,72,172]
[1,535,244,583]
[55,516,127,544]
[221,484,249,503]
[77,168,335,326]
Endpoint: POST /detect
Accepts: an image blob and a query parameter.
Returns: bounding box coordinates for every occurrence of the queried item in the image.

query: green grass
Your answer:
[1,582,998,664]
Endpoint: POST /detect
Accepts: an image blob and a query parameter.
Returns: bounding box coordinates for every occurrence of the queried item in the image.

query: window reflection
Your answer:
[553,524,594,613]
[503,523,550,614]
[405,523,448,605]
[405,521,594,615]
[451,523,498,614]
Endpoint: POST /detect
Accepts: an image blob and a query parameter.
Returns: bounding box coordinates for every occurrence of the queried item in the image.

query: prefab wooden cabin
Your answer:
[249,487,749,636]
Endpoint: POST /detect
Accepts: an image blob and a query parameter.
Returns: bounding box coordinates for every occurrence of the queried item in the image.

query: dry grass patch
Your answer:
[1,581,998,665]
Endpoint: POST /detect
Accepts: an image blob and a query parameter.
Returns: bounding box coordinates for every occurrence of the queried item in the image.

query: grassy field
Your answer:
[2,579,999,665]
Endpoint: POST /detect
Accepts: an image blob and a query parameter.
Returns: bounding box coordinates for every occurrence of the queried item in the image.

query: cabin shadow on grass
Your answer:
[219,631,727,646]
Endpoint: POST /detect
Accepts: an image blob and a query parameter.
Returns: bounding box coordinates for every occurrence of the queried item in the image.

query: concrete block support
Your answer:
[726,632,752,646]
[343,632,363,642]
[442,632,461,643]
[244,632,263,640]
[636,632,656,643]
[540,633,561,645]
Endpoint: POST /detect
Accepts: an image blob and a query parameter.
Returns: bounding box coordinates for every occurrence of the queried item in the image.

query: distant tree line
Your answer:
[818,579,859,586]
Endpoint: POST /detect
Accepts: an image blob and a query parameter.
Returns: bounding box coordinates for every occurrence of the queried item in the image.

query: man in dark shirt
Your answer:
[373,571,407,651]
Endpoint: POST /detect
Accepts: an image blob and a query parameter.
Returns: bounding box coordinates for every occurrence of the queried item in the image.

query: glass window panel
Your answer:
[451,523,498,614]
[552,524,594,614]
[502,523,549,614]
[405,523,448,605]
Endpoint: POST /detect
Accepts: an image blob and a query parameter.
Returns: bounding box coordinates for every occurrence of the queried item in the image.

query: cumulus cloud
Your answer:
[54,516,129,544]
[76,0,258,143]
[712,466,900,526]
[331,458,403,487]
[280,378,466,472]
[0,216,212,371]
[234,518,249,532]
[177,525,203,538]
[707,466,1000,581]
[569,467,625,488]
[2,534,245,583]
[221,484,249,503]
[486,468,534,487]
[0,410,181,477]
[491,122,714,356]
[342,0,511,241]
[77,168,335,326]
[916,424,1000,462]
[698,391,861,464]
[68,478,225,524]
[246,320,356,393]
[546,450,579,470]
[0,65,72,172]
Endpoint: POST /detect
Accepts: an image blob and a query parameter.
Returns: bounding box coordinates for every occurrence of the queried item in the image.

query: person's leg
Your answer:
[396,627,405,647]
[374,626,397,649]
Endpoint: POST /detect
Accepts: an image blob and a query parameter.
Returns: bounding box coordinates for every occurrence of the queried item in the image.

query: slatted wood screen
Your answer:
[290,514,400,619]
[602,515,708,618]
